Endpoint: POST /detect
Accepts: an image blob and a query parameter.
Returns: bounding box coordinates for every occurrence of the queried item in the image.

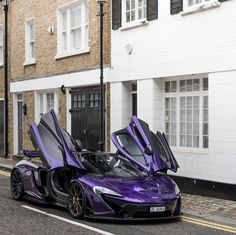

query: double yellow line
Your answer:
[182,215,236,234]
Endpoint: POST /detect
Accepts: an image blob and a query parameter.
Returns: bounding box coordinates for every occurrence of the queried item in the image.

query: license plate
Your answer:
[150,206,165,213]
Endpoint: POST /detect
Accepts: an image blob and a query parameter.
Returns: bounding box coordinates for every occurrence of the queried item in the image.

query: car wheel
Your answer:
[68,182,85,219]
[11,168,24,200]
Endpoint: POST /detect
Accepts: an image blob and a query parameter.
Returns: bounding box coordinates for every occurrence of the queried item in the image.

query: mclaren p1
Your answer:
[10,110,181,220]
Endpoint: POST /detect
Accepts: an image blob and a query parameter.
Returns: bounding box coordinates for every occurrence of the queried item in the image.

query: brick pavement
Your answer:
[182,193,236,220]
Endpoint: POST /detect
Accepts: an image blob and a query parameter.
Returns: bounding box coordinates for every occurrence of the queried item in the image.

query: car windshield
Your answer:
[81,153,146,178]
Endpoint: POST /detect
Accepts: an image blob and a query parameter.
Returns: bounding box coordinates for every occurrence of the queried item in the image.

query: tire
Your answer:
[68,182,85,219]
[11,168,24,200]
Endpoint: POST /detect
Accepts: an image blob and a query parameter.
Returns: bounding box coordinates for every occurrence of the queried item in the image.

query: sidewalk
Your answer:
[181,193,236,227]
[0,157,19,171]
[1,157,236,227]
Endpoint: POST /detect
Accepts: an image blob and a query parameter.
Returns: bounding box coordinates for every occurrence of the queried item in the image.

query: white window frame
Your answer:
[183,0,220,14]
[13,93,23,155]
[24,18,36,66]
[35,90,58,123]
[0,24,3,66]
[56,0,90,59]
[164,77,208,152]
[122,0,147,27]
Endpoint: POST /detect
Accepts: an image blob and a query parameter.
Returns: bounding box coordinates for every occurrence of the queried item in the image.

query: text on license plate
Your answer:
[150,206,165,212]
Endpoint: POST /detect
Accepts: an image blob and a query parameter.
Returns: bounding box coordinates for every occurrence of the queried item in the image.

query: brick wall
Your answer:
[22,91,34,151]
[0,0,111,157]
[9,0,111,81]
[58,89,67,129]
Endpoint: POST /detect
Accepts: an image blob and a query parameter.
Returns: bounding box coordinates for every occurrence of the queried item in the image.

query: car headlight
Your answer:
[93,186,121,197]
[175,184,180,195]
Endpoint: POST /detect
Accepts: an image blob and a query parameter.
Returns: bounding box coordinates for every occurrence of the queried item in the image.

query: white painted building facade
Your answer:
[110,0,236,186]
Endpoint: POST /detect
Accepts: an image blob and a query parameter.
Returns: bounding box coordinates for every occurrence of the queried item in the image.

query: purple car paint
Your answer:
[10,110,181,220]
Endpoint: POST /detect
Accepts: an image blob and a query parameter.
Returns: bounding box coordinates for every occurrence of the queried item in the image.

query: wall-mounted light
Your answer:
[23,104,27,116]
[125,43,133,55]
[61,85,66,94]
[48,25,54,34]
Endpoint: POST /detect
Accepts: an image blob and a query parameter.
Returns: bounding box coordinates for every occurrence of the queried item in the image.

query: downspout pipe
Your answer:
[3,0,9,158]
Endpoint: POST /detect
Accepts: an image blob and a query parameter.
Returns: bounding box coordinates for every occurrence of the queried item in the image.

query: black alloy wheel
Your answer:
[11,168,24,200]
[68,182,85,219]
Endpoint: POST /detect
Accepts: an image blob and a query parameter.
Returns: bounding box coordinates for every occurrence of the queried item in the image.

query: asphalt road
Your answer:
[0,172,235,235]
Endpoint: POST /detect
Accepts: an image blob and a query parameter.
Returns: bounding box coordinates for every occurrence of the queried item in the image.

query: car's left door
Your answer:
[29,110,84,170]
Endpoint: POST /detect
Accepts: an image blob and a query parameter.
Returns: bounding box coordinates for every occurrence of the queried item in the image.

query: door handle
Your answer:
[84,128,90,134]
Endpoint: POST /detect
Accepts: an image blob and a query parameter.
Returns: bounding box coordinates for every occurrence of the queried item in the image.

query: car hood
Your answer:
[111,116,179,174]
[79,175,177,203]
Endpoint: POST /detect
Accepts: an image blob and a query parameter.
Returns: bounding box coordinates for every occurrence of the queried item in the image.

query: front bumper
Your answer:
[90,194,182,220]
[85,214,181,221]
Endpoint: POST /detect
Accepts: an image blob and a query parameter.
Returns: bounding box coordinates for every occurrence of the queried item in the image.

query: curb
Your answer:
[12,154,24,161]
[0,163,13,172]
[0,157,41,172]
[182,209,236,228]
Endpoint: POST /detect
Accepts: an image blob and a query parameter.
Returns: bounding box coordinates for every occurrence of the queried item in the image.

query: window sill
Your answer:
[55,48,90,60]
[23,59,36,66]
[171,146,209,155]
[181,1,221,16]
[120,20,148,31]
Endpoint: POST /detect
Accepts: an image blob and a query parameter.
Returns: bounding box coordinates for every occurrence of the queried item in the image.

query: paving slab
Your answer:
[181,193,236,226]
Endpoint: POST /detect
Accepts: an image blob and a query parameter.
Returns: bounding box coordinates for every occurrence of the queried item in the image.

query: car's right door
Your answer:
[111,116,179,174]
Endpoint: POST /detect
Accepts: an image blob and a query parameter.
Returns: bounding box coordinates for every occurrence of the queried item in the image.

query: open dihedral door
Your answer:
[29,110,84,169]
[111,116,179,174]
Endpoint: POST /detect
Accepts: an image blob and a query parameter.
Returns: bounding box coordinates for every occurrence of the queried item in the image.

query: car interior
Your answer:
[52,167,76,194]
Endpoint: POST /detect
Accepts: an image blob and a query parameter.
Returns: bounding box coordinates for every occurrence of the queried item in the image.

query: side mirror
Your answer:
[144,145,153,155]
[74,139,83,152]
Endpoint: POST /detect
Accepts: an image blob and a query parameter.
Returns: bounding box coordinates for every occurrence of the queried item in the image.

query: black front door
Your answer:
[0,100,5,156]
[70,86,102,150]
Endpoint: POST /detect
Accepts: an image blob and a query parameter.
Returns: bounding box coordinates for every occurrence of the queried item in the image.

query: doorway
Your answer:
[15,94,23,154]
[70,86,103,150]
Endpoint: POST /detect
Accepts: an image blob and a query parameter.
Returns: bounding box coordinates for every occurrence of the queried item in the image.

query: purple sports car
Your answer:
[10,110,181,220]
